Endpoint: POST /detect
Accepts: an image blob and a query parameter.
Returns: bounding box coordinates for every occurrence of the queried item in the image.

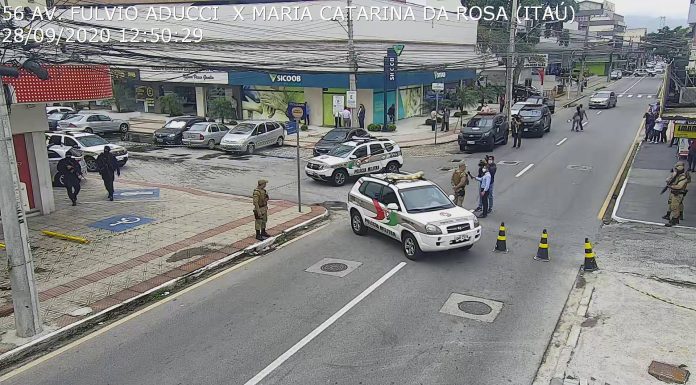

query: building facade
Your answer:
[577,0,626,40]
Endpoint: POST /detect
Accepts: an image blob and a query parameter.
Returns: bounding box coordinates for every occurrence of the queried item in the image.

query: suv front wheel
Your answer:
[402,232,422,260]
[350,210,368,235]
[332,169,348,186]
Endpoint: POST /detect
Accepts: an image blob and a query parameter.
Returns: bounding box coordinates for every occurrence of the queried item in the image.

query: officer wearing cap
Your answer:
[665,162,689,227]
[253,179,271,240]
[451,162,469,207]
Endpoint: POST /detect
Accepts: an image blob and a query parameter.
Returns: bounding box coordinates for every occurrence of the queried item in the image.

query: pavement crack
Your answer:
[617,271,696,289]
[621,282,696,313]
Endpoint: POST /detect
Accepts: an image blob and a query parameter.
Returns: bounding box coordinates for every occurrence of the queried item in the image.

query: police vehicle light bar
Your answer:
[384,171,425,183]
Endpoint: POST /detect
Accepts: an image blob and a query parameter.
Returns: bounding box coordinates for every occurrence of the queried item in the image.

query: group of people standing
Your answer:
[54,146,121,206]
[430,108,451,132]
[643,110,668,144]
[333,104,367,129]
[450,155,497,218]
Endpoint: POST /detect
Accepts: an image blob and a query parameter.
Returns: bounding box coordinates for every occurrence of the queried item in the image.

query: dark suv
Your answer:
[458,113,509,152]
[518,105,552,138]
[313,128,370,156]
[153,116,207,145]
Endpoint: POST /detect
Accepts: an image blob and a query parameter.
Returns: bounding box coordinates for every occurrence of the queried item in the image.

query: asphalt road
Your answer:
[1,76,663,385]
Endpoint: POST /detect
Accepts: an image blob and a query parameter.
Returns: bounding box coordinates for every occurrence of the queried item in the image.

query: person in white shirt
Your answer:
[341,107,352,128]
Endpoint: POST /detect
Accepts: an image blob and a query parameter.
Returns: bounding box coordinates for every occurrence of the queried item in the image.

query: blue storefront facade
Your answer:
[228,69,476,126]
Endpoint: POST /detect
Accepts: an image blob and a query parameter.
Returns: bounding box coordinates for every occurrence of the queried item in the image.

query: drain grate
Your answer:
[498,161,521,166]
[320,263,348,272]
[567,165,592,171]
[458,301,492,315]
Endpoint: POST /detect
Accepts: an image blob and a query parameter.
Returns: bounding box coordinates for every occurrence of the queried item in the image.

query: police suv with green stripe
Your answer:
[347,172,482,260]
[305,137,403,186]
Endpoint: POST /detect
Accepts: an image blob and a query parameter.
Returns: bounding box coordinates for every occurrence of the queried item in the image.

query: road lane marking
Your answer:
[556,138,568,146]
[637,95,643,98]
[619,77,644,95]
[627,95,633,98]
[596,111,602,115]
[515,164,534,178]
[618,95,624,98]
[647,95,653,98]
[243,262,407,385]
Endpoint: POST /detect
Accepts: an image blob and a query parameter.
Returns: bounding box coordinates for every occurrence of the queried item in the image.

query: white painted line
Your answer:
[556,138,568,146]
[515,164,534,178]
[627,95,633,98]
[596,111,602,115]
[647,95,653,99]
[243,262,407,385]
[618,94,624,98]
[619,77,644,95]
[637,94,643,98]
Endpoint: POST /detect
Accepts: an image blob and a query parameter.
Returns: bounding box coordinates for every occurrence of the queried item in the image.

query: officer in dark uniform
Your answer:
[96,146,120,201]
[57,152,82,206]
[253,179,270,240]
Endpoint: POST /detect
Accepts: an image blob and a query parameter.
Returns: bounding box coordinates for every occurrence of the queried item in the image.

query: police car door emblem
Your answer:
[440,212,452,217]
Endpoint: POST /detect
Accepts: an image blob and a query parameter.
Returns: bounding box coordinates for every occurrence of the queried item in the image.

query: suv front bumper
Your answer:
[305,166,334,180]
[415,226,482,252]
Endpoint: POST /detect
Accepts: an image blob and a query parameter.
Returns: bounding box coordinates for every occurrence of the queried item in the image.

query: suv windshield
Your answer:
[328,144,356,158]
[76,136,108,147]
[520,109,542,117]
[399,185,455,213]
[188,123,208,132]
[164,120,188,129]
[323,130,349,141]
[230,123,255,134]
[467,117,494,129]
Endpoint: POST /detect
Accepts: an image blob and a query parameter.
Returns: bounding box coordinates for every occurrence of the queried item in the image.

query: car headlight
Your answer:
[482,132,491,138]
[425,224,442,235]
[473,218,480,228]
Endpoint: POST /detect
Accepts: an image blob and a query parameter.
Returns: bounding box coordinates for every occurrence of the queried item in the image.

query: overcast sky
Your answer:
[610,0,689,19]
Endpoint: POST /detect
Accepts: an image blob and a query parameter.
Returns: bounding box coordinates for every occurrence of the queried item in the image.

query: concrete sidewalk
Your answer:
[613,140,694,228]
[0,177,325,353]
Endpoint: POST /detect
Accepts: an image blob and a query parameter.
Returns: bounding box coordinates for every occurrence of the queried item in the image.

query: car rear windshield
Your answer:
[48,113,73,120]
[188,123,208,132]
[63,115,84,122]
[76,136,108,147]
[328,144,356,158]
[467,117,494,128]
[323,130,349,141]
[520,109,542,117]
[230,123,255,134]
[164,120,187,129]
[399,185,455,213]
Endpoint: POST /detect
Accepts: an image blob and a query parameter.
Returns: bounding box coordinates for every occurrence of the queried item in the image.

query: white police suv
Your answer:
[347,172,482,260]
[305,138,403,186]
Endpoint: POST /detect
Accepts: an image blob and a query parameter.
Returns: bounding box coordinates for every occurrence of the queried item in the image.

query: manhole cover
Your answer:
[320,263,348,272]
[457,301,493,315]
[567,165,592,171]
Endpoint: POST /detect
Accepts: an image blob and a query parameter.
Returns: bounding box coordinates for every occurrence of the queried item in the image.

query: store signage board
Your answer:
[432,82,445,91]
[140,69,229,84]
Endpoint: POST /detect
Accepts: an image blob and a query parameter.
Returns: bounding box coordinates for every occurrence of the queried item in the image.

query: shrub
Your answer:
[367,123,381,132]
[300,124,308,131]
[453,111,461,118]
[384,124,396,132]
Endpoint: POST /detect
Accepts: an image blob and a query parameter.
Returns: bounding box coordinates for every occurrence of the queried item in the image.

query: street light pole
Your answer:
[347,0,357,126]
[0,78,43,338]
[505,0,519,126]
[578,25,590,96]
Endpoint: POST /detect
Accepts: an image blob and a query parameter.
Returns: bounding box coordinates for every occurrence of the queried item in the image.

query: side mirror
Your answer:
[349,155,357,160]
[449,194,455,201]
[387,203,399,211]
[72,145,79,149]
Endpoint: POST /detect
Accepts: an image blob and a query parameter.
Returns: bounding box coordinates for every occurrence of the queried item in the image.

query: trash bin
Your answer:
[556,84,565,94]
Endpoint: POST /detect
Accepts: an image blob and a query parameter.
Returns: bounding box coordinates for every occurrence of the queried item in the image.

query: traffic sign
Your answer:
[89,215,154,233]
[346,91,357,108]
[392,44,405,56]
[287,102,306,121]
[432,82,445,91]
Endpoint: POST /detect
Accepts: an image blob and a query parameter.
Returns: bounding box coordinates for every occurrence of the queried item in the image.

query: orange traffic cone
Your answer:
[534,229,550,262]
[494,222,508,252]
[583,238,599,271]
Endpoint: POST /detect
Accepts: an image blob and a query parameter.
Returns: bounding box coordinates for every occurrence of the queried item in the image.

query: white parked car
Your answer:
[610,70,622,80]
[46,132,128,172]
[305,138,403,186]
[347,172,482,260]
[46,106,75,115]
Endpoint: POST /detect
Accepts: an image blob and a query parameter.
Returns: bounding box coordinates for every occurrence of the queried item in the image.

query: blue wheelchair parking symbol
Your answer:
[89,215,154,232]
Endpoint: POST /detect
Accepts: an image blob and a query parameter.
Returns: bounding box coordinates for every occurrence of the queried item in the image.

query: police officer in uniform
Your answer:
[96,146,120,201]
[253,179,271,240]
[57,152,82,206]
[664,162,689,227]
[451,162,469,207]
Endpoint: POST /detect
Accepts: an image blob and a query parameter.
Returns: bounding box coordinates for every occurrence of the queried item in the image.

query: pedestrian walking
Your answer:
[56,152,82,206]
[430,109,437,131]
[358,104,366,129]
[485,155,497,213]
[387,104,396,124]
[511,115,522,148]
[471,165,492,218]
[688,139,696,172]
[571,108,581,132]
[664,162,689,227]
[577,104,588,131]
[451,162,469,207]
[334,109,341,128]
[341,106,352,128]
[253,179,271,240]
[441,108,450,132]
[96,146,120,201]
[305,104,311,125]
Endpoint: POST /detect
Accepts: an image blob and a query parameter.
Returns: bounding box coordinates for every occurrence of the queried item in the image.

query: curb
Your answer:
[0,208,329,372]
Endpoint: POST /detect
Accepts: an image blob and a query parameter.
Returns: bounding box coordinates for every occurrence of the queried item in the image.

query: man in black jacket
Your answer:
[57,153,82,206]
[485,155,497,214]
[96,146,120,201]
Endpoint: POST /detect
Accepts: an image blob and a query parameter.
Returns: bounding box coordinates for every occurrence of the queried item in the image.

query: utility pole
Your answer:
[578,25,590,96]
[505,0,519,126]
[347,0,357,127]
[0,78,43,338]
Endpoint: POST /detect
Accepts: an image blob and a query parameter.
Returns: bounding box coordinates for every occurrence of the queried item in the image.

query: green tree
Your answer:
[158,94,183,117]
[111,81,135,113]
[209,98,236,124]
[456,86,481,112]
[645,26,691,59]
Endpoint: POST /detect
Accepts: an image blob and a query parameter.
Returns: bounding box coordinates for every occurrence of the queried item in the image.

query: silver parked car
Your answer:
[220,120,286,154]
[182,122,232,149]
[57,113,129,134]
